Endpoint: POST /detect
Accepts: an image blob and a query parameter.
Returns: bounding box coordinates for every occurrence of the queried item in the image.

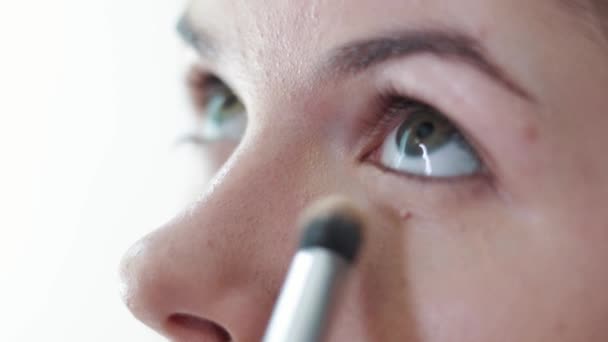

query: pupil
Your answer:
[415,122,435,140]
[223,94,237,108]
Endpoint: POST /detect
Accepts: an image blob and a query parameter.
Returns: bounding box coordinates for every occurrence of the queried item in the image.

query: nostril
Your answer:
[168,314,233,342]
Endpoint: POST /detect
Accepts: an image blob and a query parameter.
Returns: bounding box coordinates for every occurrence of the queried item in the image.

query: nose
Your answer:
[119,133,325,341]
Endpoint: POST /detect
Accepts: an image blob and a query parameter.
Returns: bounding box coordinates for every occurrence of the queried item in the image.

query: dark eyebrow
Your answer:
[325,29,534,102]
[177,14,217,59]
[177,16,533,101]
[556,0,608,43]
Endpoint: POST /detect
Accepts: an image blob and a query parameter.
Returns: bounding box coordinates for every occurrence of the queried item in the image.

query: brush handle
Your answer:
[262,248,348,342]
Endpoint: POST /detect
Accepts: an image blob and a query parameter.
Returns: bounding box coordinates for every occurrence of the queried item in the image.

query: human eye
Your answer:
[185,70,247,144]
[372,96,482,179]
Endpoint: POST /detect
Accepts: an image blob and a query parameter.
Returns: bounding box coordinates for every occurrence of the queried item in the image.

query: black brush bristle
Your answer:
[299,213,362,263]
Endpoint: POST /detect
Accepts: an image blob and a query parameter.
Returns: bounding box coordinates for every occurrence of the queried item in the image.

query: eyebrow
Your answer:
[177,14,533,102]
[177,14,217,59]
[557,0,608,41]
[325,29,533,101]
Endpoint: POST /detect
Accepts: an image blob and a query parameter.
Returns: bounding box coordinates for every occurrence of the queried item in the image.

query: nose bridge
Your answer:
[121,128,327,339]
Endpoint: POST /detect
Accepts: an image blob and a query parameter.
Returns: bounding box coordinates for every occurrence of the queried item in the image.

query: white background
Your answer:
[0,1,195,340]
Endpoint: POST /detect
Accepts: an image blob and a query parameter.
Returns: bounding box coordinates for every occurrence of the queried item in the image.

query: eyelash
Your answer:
[177,68,240,146]
[187,68,226,113]
[357,86,423,160]
[184,68,491,186]
[361,87,491,185]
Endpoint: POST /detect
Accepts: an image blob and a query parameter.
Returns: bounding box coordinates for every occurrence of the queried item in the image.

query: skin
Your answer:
[120,0,608,341]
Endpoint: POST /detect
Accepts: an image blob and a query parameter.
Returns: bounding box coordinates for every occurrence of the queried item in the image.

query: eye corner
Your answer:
[181,67,247,147]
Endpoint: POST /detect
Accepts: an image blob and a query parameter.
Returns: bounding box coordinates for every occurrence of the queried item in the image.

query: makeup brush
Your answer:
[263,196,365,342]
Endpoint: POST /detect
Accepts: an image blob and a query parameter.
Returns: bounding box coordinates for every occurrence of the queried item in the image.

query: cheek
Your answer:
[356,163,497,222]
[357,209,415,340]
[400,209,608,341]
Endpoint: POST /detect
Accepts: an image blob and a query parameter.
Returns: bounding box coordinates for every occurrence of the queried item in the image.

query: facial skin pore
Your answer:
[120,1,608,341]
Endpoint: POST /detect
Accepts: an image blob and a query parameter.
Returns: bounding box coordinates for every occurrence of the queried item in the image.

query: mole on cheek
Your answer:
[399,210,413,221]
[523,123,539,145]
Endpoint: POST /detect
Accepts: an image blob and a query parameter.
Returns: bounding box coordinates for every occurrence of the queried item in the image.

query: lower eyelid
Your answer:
[357,162,496,212]
[367,154,488,185]
[174,133,213,147]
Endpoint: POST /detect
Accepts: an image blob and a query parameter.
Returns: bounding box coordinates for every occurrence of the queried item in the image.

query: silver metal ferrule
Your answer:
[263,247,348,342]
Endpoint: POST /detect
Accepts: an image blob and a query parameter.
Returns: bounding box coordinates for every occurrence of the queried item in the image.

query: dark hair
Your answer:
[594,0,608,35]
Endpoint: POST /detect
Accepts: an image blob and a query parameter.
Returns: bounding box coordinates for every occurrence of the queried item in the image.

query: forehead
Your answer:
[183,0,567,97]
[186,0,472,51]
[185,0,543,45]
[187,1,454,71]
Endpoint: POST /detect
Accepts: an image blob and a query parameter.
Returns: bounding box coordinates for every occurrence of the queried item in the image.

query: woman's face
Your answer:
[121,0,608,341]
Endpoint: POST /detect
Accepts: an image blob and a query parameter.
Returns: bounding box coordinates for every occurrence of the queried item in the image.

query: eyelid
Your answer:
[357,90,424,161]
[187,66,211,109]
[187,67,234,113]
[410,78,494,168]
[358,90,492,184]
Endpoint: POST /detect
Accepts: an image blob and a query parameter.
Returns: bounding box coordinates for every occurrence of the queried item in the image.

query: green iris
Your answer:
[396,106,455,157]
[207,90,245,124]
[202,85,246,141]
